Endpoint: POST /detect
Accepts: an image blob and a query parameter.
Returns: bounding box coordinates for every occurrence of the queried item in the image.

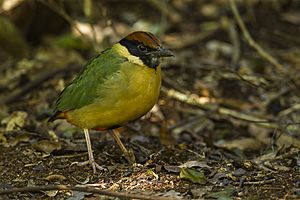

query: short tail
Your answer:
[48,111,64,122]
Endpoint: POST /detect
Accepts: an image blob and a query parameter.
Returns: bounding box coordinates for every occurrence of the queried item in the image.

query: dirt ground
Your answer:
[0,0,300,199]
[1,129,298,199]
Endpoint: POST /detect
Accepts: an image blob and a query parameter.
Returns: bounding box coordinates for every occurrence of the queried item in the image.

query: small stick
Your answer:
[229,0,286,74]
[233,179,276,186]
[0,185,180,200]
[161,86,278,129]
[37,0,85,40]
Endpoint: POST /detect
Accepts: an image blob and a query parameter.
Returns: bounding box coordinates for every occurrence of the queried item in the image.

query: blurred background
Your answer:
[0,0,300,199]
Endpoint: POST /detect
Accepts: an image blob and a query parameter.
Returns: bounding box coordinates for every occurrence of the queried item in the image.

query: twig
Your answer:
[161,86,217,110]
[233,179,276,186]
[223,17,241,66]
[37,0,96,51]
[278,103,300,117]
[218,107,277,129]
[161,86,278,129]
[37,0,84,37]
[0,185,180,200]
[229,0,286,74]
[263,147,299,161]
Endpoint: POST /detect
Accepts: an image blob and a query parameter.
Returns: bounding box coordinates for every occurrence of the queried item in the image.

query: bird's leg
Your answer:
[76,129,104,173]
[111,129,135,163]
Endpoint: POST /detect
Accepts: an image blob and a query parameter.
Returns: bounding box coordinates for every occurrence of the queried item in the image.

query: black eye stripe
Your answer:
[120,39,156,54]
[119,38,160,69]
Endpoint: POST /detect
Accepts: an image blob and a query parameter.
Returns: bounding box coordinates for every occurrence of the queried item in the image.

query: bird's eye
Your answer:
[138,44,147,52]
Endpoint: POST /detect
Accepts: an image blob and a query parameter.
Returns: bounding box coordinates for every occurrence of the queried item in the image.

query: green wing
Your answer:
[55,48,126,112]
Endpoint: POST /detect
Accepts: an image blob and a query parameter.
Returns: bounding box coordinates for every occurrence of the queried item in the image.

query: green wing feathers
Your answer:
[53,49,126,114]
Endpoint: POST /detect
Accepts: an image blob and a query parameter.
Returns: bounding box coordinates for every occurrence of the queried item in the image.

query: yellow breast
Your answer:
[66,62,161,129]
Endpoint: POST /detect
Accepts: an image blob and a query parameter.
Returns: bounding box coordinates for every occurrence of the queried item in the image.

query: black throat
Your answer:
[119,39,160,69]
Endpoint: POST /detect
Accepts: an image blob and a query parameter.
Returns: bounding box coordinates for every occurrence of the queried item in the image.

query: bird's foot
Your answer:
[125,148,136,164]
[72,159,105,173]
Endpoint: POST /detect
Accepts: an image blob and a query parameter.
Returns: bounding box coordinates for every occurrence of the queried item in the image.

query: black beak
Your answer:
[152,46,174,57]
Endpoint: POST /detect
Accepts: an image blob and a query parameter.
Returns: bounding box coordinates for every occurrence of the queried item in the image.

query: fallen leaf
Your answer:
[160,190,183,199]
[179,160,211,169]
[164,165,180,173]
[45,174,67,182]
[215,138,265,151]
[2,111,28,131]
[271,165,291,172]
[32,140,62,154]
[277,134,300,147]
[9,133,30,147]
[180,167,207,184]
[206,188,236,200]
[232,168,246,176]
[66,191,90,200]
[146,168,159,180]
[0,132,8,145]
[43,190,58,197]
[191,186,213,198]
[248,124,270,143]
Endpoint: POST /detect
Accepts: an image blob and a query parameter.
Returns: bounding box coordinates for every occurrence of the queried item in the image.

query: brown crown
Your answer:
[124,31,161,49]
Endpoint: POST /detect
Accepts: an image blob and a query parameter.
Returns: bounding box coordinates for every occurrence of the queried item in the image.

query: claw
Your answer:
[79,128,105,173]
[111,129,136,163]
[76,160,105,173]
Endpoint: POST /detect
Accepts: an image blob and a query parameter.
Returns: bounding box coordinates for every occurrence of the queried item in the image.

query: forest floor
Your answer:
[0,0,300,199]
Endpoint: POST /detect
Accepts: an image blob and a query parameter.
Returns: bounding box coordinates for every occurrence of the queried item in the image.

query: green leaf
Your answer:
[53,34,90,50]
[206,188,236,200]
[179,167,207,184]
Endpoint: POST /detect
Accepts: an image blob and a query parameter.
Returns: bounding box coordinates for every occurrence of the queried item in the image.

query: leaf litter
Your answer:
[0,0,299,199]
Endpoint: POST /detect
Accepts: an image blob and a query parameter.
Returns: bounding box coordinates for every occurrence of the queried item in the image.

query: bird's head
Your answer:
[119,31,174,69]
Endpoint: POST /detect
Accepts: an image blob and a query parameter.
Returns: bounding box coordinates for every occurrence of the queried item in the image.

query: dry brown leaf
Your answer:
[276,134,300,147]
[9,133,30,147]
[0,132,8,145]
[32,140,62,154]
[215,138,265,151]
[2,111,28,131]
[179,160,211,169]
[45,174,67,182]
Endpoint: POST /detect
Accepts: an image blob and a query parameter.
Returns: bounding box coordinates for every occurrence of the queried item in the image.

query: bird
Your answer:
[49,31,174,173]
